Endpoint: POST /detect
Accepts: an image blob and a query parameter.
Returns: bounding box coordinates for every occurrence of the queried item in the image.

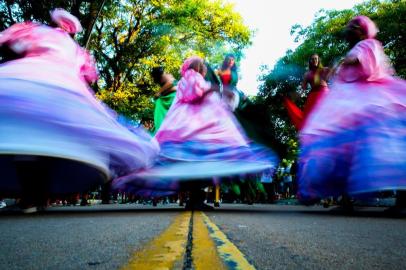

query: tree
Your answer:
[90,0,251,118]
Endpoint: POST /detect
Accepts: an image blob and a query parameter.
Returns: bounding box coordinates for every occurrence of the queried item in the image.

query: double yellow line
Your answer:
[122,211,256,270]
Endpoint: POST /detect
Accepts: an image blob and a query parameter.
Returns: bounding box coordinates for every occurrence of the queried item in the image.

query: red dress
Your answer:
[284,87,328,130]
[220,73,232,86]
[283,69,329,130]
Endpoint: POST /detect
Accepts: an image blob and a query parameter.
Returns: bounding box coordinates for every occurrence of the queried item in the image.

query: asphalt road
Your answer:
[206,204,406,270]
[0,204,405,270]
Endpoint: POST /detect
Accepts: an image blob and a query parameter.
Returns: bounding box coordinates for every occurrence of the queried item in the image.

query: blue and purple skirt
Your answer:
[298,79,406,201]
[0,78,158,195]
[113,140,278,197]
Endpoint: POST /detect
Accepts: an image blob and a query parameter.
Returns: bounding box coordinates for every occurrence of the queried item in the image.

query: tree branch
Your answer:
[85,0,107,49]
[6,2,15,24]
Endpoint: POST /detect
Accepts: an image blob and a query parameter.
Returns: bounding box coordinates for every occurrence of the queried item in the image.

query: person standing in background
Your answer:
[283,54,330,131]
[151,66,177,134]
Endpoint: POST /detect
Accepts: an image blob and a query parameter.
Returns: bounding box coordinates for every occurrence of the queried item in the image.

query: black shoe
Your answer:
[299,198,320,206]
[329,205,354,214]
[339,195,354,211]
[80,199,89,206]
[185,202,214,211]
[384,205,406,216]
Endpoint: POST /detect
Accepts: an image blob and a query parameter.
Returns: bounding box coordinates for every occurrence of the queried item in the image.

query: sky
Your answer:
[227,0,367,96]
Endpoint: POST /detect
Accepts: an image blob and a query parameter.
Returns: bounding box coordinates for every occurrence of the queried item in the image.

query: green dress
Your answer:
[153,91,176,134]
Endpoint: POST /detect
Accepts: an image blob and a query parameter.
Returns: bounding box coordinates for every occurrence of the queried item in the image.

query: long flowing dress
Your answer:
[283,68,330,131]
[153,88,176,134]
[297,38,406,201]
[0,22,158,196]
[219,72,243,111]
[113,66,278,196]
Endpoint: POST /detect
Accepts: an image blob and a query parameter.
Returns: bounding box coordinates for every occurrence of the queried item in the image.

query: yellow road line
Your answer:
[192,211,227,270]
[121,211,191,270]
[201,212,256,270]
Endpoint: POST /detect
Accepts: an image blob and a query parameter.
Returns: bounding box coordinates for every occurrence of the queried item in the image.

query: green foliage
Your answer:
[373,0,406,76]
[96,83,154,119]
[86,0,252,120]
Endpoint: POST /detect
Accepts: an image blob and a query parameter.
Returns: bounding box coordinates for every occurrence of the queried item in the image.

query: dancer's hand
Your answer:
[342,56,359,66]
[327,58,344,79]
[209,83,221,93]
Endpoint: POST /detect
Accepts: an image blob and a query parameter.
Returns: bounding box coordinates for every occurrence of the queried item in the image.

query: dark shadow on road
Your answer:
[1,204,405,219]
